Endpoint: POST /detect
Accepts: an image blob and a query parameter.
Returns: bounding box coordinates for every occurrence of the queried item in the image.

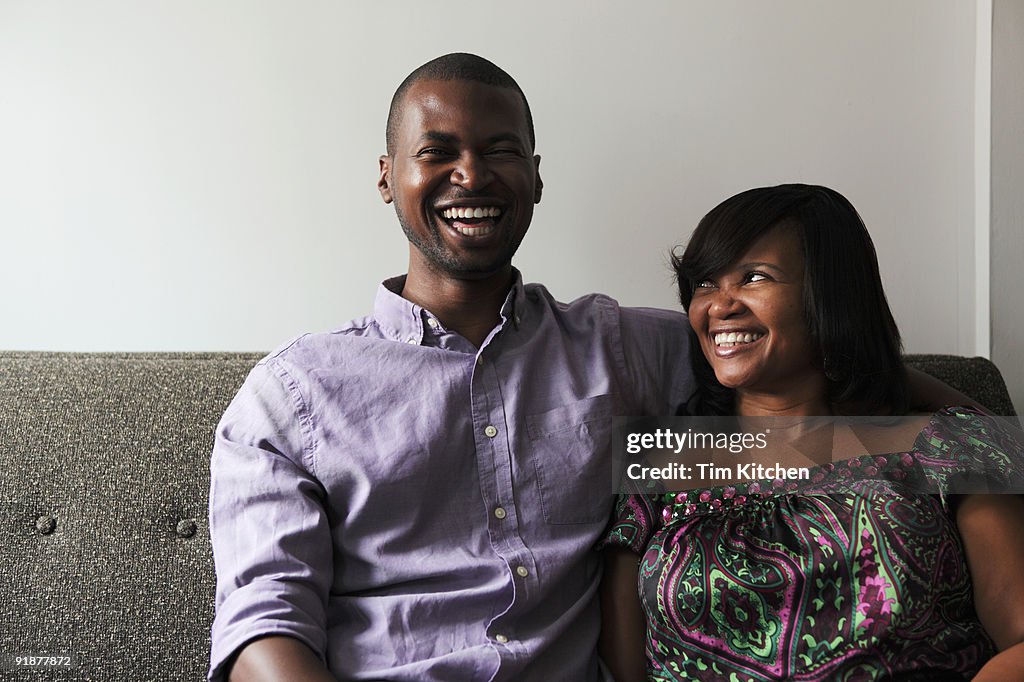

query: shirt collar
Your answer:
[374,270,526,346]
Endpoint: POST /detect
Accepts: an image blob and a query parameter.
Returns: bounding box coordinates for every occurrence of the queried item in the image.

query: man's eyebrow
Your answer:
[484,133,526,146]
[417,131,458,145]
[414,132,526,147]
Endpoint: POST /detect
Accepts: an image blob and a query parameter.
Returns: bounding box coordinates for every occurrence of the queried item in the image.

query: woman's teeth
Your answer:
[441,206,502,219]
[714,331,765,347]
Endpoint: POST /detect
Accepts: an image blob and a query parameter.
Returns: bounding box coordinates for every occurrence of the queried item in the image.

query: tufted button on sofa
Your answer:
[0,351,1016,681]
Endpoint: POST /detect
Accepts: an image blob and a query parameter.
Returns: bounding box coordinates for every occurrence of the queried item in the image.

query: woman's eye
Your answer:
[694,279,716,290]
[745,271,770,283]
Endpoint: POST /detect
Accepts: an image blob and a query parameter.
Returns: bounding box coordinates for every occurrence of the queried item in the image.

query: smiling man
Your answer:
[384,76,541,276]
[379,73,544,348]
[207,53,694,682]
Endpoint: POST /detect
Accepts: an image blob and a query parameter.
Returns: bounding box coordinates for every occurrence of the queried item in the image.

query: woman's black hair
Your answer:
[672,184,907,416]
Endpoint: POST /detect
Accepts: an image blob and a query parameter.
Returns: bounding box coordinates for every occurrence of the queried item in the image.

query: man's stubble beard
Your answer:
[394,203,525,278]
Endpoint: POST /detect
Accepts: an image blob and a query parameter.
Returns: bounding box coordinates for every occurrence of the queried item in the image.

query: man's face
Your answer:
[379,79,542,280]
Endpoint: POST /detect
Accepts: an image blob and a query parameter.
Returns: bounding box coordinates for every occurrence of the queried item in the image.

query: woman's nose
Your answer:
[707,287,746,318]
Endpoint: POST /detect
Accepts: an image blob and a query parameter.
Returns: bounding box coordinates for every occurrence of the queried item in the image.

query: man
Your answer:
[208,53,693,681]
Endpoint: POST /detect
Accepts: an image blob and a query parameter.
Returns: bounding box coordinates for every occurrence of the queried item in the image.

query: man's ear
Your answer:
[533,154,543,204]
[378,155,393,204]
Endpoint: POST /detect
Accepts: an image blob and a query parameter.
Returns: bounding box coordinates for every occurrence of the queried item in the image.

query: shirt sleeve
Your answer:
[616,306,695,417]
[600,494,664,555]
[916,406,1024,512]
[207,357,333,681]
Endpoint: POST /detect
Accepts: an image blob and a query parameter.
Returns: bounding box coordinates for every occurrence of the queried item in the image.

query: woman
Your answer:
[601,184,1024,681]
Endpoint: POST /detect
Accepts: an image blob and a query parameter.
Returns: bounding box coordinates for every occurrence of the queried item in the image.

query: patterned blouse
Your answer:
[604,407,1024,681]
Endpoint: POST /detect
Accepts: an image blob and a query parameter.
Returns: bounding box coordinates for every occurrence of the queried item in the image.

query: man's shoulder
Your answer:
[523,283,693,410]
[617,304,689,327]
[525,283,686,324]
[525,283,688,341]
[259,315,384,369]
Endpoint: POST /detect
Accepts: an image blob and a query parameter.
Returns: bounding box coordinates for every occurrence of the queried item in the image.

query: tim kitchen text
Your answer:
[627,462,811,482]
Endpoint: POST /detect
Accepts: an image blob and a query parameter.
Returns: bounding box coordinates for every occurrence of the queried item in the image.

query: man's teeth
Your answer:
[453,224,495,237]
[714,331,765,347]
[441,206,502,219]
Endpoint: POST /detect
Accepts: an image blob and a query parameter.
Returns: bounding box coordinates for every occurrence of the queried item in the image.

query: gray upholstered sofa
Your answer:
[0,351,1016,681]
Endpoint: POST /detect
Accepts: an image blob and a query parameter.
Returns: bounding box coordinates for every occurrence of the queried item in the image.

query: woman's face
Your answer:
[687,224,822,397]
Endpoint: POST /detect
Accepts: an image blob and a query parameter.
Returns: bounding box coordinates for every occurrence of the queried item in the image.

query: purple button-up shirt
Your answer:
[208,272,693,681]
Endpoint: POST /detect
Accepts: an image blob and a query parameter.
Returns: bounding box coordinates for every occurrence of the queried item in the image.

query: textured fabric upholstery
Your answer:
[0,352,262,681]
[0,351,1014,681]
[905,354,1017,417]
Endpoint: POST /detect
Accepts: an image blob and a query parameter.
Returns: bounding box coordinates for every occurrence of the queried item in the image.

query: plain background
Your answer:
[1,1,1021,413]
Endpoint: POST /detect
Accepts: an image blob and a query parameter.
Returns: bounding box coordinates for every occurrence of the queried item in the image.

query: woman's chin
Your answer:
[713,372,750,391]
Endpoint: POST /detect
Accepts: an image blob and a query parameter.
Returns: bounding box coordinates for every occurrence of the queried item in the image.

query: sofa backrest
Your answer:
[0,352,262,681]
[0,351,1015,680]
[905,353,1017,417]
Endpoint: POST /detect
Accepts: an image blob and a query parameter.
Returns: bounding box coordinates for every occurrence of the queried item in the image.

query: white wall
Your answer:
[0,3,995,375]
[992,0,1024,414]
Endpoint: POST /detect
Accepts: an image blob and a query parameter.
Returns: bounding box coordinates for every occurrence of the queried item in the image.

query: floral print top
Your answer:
[604,407,1024,681]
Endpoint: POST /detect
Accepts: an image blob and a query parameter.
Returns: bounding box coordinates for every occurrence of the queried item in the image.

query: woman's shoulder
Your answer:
[916,405,1018,450]
[913,405,1024,495]
[602,493,665,554]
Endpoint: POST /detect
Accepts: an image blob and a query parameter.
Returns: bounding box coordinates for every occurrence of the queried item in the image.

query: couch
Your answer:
[0,351,1016,681]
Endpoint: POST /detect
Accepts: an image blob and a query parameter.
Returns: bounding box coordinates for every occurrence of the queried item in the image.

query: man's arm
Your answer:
[616,306,696,415]
[209,358,334,681]
[229,636,337,682]
[906,366,987,412]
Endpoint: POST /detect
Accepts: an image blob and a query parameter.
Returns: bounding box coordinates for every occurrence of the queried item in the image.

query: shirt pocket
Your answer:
[527,394,615,525]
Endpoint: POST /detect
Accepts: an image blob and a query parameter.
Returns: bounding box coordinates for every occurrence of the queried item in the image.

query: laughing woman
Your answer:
[601,185,1024,681]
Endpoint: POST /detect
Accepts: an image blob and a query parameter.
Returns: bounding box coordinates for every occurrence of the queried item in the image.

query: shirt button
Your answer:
[406,338,417,344]
[427,318,439,329]
[476,356,484,366]
[515,566,529,578]
[484,425,498,438]
[494,507,507,520]
[494,634,509,644]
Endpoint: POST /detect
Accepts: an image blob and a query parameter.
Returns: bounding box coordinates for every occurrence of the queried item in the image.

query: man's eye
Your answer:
[417,148,452,157]
[487,148,520,156]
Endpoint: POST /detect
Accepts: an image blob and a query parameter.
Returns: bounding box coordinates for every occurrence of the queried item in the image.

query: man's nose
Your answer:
[450,152,494,190]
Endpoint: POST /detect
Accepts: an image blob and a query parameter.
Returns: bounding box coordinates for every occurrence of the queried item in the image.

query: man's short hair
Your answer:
[385,53,536,155]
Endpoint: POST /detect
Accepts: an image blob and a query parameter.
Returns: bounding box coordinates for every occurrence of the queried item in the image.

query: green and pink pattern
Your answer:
[605,407,1024,681]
